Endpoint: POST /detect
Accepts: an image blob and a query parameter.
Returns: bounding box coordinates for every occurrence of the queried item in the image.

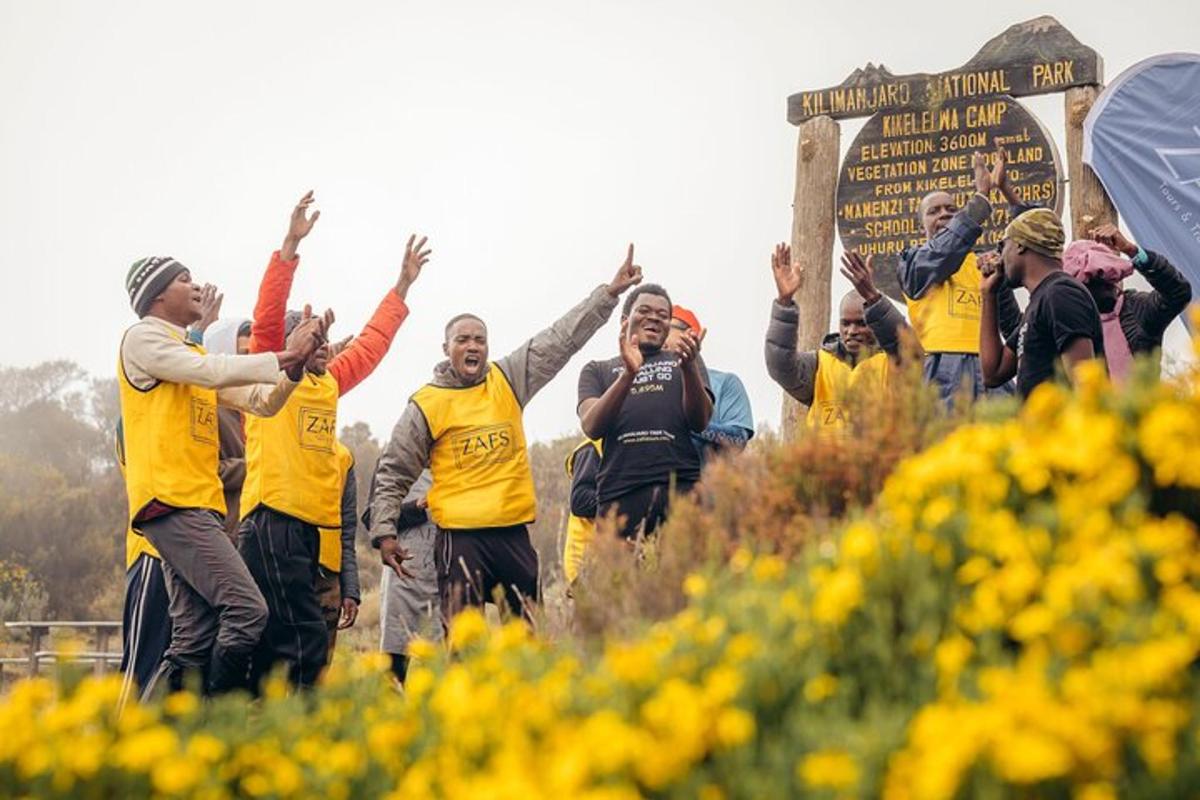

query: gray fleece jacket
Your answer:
[368,284,620,543]
[764,297,909,405]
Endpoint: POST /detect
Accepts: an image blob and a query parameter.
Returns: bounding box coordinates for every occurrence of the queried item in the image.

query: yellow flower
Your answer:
[803,673,839,703]
[447,607,489,651]
[798,749,859,790]
[683,573,709,598]
[152,755,204,795]
[812,566,863,626]
[163,690,199,717]
[714,707,755,748]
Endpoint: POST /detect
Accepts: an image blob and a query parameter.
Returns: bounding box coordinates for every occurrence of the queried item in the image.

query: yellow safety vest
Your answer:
[317,442,355,573]
[241,371,342,528]
[807,349,891,430]
[411,366,536,530]
[563,439,602,584]
[904,251,984,354]
[117,328,226,526]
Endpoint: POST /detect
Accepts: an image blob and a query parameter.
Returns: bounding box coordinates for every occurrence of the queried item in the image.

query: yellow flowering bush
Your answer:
[2,353,1200,798]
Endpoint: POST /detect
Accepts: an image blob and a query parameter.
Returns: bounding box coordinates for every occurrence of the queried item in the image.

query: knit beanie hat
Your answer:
[126,256,187,317]
[1003,209,1065,260]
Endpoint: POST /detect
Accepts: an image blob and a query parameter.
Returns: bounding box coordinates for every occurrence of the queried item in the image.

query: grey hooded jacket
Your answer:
[764,296,909,405]
[368,284,619,543]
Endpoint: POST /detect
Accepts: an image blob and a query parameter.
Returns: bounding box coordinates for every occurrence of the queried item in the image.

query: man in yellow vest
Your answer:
[238,205,431,689]
[897,146,1025,404]
[765,246,911,429]
[562,439,601,585]
[369,246,644,623]
[119,256,325,697]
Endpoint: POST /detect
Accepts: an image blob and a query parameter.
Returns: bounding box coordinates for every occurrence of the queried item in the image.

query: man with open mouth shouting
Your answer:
[368,246,643,625]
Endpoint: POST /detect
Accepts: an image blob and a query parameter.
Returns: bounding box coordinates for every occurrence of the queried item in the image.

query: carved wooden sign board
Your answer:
[788,17,1101,300]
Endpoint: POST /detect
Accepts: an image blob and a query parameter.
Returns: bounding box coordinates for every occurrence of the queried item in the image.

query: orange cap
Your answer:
[671,305,702,335]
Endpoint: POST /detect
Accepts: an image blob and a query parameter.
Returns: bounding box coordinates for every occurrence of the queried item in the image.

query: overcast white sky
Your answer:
[2,0,1197,443]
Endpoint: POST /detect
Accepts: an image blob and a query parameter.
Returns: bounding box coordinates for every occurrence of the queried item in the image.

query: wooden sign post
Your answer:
[780,16,1116,437]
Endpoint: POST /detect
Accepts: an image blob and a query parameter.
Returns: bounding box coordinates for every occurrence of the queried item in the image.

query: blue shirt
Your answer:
[694,368,754,462]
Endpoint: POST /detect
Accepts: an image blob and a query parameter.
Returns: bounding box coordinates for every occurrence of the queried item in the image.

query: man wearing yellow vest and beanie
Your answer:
[897,145,1026,404]
[765,246,912,429]
[118,254,325,697]
[238,194,430,688]
[369,246,644,624]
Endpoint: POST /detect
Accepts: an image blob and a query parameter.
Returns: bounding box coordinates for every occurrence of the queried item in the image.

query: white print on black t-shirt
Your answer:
[617,428,676,445]
[1017,322,1027,361]
[610,359,678,387]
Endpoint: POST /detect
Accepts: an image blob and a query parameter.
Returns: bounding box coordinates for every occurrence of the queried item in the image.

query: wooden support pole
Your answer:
[782,115,840,439]
[1064,85,1118,238]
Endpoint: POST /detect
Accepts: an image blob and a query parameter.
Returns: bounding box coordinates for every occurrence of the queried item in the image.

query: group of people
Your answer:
[116,145,1191,696]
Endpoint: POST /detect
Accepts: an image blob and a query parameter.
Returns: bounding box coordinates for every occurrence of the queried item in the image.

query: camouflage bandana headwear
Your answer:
[1003,208,1065,259]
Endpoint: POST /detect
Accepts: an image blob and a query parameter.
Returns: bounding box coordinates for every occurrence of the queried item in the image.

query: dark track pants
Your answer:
[435,525,539,622]
[120,553,171,698]
[140,508,269,698]
[599,481,695,540]
[238,507,328,689]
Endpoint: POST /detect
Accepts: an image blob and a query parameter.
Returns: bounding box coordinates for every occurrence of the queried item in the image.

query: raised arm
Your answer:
[764,243,820,404]
[250,191,320,353]
[496,245,641,407]
[328,235,430,395]
[898,154,994,299]
[840,251,919,363]
[979,253,1018,387]
[370,402,435,579]
[1090,224,1193,336]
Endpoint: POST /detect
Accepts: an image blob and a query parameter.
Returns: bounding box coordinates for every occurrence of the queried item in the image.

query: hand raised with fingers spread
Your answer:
[380,537,415,580]
[195,284,224,333]
[839,252,881,306]
[989,144,1009,194]
[281,190,320,261]
[972,151,993,197]
[607,244,644,297]
[771,242,802,304]
[396,234,432,299]
[619,318,644,375]
[1089,223,1138,257]
[674,328,703,366]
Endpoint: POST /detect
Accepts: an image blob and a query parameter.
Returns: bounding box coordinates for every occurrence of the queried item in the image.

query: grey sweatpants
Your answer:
[140,508,268,679]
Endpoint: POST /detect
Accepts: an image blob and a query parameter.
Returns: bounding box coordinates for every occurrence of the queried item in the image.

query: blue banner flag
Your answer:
[1084,53,1200,299]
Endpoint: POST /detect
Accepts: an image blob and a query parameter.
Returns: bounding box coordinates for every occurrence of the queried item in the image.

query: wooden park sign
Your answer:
[779,16,1118,434]
[837,94,1064,299]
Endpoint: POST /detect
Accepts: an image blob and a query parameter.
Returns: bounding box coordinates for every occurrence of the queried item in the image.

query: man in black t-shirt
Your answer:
[577,283,713,539]
[980,208,1105,399]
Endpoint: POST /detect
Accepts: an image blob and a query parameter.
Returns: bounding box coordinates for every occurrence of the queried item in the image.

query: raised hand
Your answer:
[395,234,432,299]
[619,318,644,375]
[674,328,703,366]
[195,283,224,333]
[607,244,644,298]
[839,252,881,306]
[972,151,993,197]
[380,537,415,580]
[1089,223,1138,257]
[281,191,320,261]
[978,250,1005,295]
[771,242,802,304]
[281,309,327,379]
[989,145,1008,192]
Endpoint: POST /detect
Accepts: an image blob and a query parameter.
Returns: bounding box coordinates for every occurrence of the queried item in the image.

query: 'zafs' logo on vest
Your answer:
[298,406,337,453]
[948,285,983,319]
[451,423,516,469]
[190,398,217,445]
